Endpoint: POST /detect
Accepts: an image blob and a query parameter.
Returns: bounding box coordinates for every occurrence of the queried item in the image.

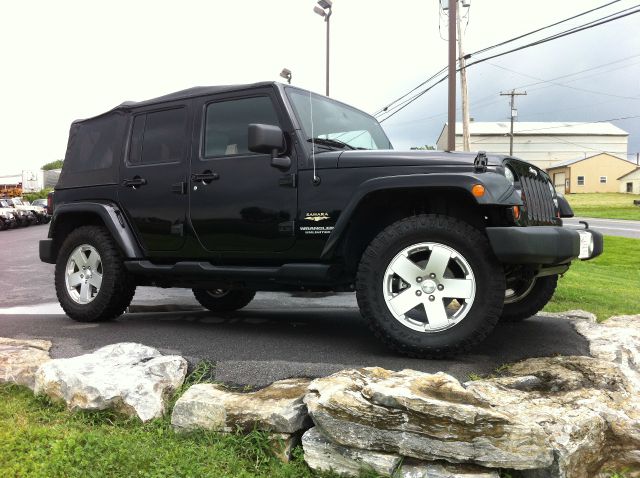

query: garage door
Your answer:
[553,172,566,194]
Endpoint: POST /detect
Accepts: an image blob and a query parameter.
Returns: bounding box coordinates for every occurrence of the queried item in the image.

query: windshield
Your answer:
[286,88,392,151]
[0,200,10,208]
[12,198,23,206]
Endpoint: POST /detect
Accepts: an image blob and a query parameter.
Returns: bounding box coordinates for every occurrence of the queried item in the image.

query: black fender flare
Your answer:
[320,172,521,259]
[49,202,143,259]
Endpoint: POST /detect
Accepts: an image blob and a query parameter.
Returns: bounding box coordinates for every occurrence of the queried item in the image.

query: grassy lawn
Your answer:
[0,384,337,478]
[545,235,640,320]
[565,193,640,220]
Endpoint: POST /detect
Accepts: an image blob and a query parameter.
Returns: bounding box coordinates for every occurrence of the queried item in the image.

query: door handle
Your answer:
[191,170,219,184]
[122,176,147,188]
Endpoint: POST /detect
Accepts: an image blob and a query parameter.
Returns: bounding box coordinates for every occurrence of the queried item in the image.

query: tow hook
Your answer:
[579,220,589,230]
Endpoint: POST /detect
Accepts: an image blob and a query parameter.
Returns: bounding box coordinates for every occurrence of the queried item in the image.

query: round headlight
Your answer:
[504,167,515,185]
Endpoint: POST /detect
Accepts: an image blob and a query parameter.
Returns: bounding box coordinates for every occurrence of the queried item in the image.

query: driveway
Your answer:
[0,225,590,388]
[563,216,640,239]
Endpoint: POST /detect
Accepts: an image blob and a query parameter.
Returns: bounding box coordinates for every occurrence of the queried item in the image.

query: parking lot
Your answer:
[0,225,591,387]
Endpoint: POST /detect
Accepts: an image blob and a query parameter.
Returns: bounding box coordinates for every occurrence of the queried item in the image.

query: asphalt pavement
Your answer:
[0,223,592,388]
[563,216,640,239]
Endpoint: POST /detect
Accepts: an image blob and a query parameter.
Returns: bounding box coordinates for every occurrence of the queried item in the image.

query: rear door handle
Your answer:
[191,170,219,184]
[122,176,147,188]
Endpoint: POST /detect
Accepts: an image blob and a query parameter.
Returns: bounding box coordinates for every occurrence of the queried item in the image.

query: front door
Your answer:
[189,92,297,254]
[553,172,566,194]
[118,102,191,252]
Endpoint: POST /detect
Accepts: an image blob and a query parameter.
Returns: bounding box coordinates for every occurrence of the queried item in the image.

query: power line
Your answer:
[374,1,625,118]
[469,0,622,58]
[487,62,640,101]
[375,3,640,122]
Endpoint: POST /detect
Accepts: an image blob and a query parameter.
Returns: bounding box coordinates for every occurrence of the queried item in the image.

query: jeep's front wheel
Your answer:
[356,215,505,358]
[501,275,558,322]
[55,226,136,322]
[192,288,256,313]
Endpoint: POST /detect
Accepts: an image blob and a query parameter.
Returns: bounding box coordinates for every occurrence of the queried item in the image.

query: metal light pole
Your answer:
[313,0,332,96]
[279,68,292,84]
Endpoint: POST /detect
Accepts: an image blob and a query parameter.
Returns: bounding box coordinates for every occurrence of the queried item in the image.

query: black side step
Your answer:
[124,261,336,285]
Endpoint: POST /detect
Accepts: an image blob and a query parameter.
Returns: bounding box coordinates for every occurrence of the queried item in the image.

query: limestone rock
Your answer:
[171,378,311,433]
[302,427,499,478]
[0,337,51,390]
[34,343,187,422]
[571,314,640,392]
[302,426,401,476]
[466,355,640,478]
[304,367,554,470]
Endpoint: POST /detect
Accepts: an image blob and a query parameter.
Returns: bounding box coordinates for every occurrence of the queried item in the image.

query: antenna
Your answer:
[309,91,320,185]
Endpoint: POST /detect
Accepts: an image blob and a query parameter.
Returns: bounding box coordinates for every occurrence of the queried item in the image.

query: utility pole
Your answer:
[447,0,457,151]
[456,3,470,151]
[500,89,527,156]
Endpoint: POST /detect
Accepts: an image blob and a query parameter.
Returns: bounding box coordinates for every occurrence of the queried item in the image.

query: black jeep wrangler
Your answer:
[40,82,603,357]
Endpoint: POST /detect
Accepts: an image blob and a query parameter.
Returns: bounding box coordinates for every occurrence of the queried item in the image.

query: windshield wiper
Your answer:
[307,137,356,150]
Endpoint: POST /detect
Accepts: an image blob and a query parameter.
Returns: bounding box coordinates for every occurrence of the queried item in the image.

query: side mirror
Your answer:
[248,124,291,170]
[248,124,285,154]
[556,194,574,218]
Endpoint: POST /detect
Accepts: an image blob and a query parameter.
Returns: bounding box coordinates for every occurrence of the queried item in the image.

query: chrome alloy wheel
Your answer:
[382,242,476,332]
[64,244,103,304]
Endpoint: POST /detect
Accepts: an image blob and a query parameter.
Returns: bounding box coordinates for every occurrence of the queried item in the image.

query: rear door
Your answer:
[189,90,297,254]
[118,102,191,252]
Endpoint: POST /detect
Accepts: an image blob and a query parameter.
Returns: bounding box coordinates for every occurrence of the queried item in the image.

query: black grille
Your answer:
[520,171,556,223]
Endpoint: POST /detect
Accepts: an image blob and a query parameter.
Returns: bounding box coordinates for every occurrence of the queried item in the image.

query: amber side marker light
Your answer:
[471,184,485,197]
[512,205,521,220]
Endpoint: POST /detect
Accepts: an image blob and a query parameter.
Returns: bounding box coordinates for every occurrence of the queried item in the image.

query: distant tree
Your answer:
[410,145,436,150]
[41,159,64,171]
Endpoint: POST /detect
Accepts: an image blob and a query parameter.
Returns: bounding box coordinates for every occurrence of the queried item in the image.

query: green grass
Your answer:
[0,384,340,478]
[545,235,640,320]
[565,193,640,220]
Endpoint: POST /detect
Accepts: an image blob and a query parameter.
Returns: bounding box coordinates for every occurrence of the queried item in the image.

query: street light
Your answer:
[279,68,292,84]
[313,0,332,96]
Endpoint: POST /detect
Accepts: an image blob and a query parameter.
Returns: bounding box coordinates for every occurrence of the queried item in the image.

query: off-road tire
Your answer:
[501,275,558,322]
[55,226,136,322]
[356,214,505,358]
[192,288,256,312]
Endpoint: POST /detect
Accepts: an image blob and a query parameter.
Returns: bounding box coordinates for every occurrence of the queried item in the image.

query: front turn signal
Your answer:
[512,205,521,220]
[471,184,485,197]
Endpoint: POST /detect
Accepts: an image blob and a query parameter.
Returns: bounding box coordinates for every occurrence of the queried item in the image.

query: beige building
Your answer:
[436,122,629,170]
[618,168,640,194]
[546,153,637,194]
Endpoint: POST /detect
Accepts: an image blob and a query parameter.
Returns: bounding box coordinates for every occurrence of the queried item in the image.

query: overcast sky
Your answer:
[1,0,638,176]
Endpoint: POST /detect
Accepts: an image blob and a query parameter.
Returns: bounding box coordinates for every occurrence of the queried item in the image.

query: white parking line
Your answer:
[0,303,63,315]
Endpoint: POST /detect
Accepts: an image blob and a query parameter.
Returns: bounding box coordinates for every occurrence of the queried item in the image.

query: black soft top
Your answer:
[58,82,277,189]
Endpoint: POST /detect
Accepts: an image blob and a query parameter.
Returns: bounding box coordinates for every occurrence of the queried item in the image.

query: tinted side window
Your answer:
[204,97,280,157]
[129,108,187,164]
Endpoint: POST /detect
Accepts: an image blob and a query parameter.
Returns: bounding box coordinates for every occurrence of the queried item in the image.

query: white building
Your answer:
[618,167,640,194]
[436,122,629,170]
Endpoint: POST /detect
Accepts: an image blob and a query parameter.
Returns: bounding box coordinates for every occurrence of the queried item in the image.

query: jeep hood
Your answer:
[336,150,505,168]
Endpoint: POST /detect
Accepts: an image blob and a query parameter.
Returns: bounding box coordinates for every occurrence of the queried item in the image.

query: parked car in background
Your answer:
[0,203,18,230]
[0,198,32,227]
[6,197,48,224]
[32,198,48,209]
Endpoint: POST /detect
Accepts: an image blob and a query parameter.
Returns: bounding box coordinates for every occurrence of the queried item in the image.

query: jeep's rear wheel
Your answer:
[192,288,256,313]
[55,226,136,322]
[501,275,558,322]
[356,214,505,358]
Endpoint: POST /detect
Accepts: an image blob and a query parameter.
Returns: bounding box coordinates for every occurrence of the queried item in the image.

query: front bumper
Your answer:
[486,226,603,264]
